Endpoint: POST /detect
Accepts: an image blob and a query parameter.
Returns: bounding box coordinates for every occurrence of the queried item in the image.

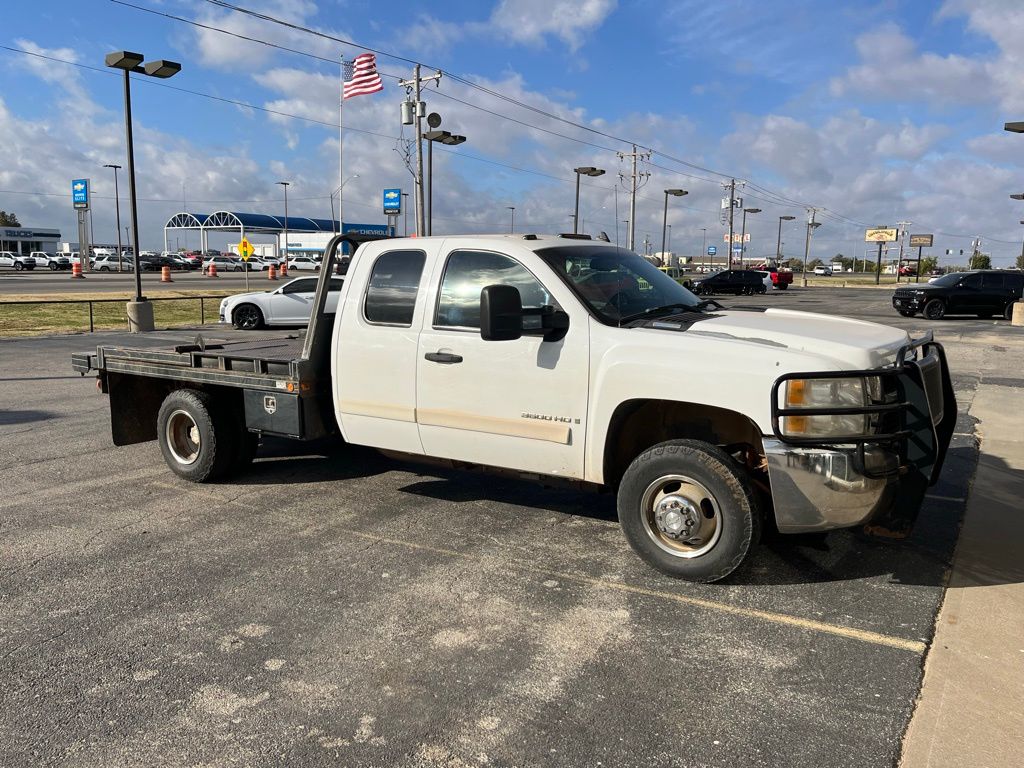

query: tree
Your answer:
[919,256,938,275]
[968,252,992,270]
[0,210,20,226]
[1016,252,1024,270]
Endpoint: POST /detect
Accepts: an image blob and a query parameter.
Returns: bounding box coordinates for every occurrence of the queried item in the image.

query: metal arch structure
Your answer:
[162,210,343,255]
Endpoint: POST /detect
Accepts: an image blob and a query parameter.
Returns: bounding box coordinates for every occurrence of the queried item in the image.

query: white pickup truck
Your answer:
[72,233,955,582]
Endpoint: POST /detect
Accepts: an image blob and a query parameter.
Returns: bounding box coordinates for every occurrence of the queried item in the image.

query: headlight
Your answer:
[781,376,881,439]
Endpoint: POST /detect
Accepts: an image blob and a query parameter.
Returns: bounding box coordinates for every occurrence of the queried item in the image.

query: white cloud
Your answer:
[489,0,617,51]
[831,2,1024,113]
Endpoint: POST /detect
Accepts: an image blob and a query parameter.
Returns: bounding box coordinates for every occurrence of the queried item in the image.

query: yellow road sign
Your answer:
[238,238,253,261]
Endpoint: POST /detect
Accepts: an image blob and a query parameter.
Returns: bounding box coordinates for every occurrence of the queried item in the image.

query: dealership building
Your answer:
[0,226,61,255]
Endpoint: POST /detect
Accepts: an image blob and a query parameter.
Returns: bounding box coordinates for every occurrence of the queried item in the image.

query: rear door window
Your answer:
[1005,273,1024,293]
[363,250,426,326]
[981,273,1005,290]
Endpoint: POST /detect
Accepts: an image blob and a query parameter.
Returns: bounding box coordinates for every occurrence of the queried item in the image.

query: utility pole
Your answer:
[399,64,442,237]
[701,228,706,270]
[803,208,819,287]
[617,144,650,251]
[895,220,912,283]
[722,179,743,268]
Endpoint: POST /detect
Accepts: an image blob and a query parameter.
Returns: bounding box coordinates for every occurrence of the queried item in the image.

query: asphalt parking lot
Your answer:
[1,287,1017,767]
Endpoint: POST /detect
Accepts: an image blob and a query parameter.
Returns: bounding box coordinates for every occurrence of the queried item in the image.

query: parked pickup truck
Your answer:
[764,266,793,290]
[72,233,956,582]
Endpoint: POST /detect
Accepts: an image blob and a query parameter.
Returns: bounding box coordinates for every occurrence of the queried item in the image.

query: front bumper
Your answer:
[765,332,956,533]
[892,295,925,312]
[764,441,900,532]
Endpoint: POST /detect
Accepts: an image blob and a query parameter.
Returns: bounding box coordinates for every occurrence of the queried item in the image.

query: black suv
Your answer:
[691,269,768,296]
[892,270,1023,320]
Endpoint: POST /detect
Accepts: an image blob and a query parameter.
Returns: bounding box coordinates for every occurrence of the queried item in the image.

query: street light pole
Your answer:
[103,163,123,272]
[667,224,672,251]
[507,206,515,234]
[572,166,605,234]
[277,181,290,263]
[739,208,760,267]
[424,130,467,236]
[777,215,795,262]
[105,51,180,331]
[660,189,687,263]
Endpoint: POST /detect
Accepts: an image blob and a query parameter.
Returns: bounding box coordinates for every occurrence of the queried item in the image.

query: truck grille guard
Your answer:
[770,331,956,483]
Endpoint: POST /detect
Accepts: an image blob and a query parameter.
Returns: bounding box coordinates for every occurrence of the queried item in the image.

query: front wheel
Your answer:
[617,440,761,583]
[777,283,788,290]
[923,299,946,320]
[232,303,265,330]
[14,262,23,271]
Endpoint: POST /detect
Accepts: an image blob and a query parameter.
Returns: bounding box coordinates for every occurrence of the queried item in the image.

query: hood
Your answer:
[685,308,909,369]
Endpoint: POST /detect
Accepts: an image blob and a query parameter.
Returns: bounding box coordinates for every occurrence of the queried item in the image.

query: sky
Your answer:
[2,0,1024,264]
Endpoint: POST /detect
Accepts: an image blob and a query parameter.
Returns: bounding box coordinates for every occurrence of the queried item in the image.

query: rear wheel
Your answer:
[923,299,946,320]
[14,262,23,271]
[157,389,235,482]
[617,440,760,583]
[232,303,264,330]
[1005,302,1018,321]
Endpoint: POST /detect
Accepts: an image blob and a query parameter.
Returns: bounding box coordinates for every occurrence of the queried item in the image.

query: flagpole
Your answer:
[342,54,350,237]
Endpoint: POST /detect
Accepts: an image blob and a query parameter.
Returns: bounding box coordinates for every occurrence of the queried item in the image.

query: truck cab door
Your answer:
[333,247,430,455]
[415,247,590,479]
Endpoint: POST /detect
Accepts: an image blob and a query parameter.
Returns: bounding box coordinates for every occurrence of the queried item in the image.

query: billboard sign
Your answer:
[909,234,934,248]
[383,188,401,216]
[72,178,90,210]
[865,227,898,242]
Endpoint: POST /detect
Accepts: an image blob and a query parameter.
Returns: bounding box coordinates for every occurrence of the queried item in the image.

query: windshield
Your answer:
[927,272,963,287]
[537,245,701,325]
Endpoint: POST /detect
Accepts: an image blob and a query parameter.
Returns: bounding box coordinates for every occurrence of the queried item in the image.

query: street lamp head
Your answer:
[1011,193,1024,200]
[574,166,604,177]
[276,181,290,187]
[744,207,761,213]
[808,221,822,230]
[105,51,144,70]
[103,163,122,170]
[665,188,687,197]
[443,134,466,146]
[143,59,181,79]
[1004,122,1024,134]
[780,215,796,221]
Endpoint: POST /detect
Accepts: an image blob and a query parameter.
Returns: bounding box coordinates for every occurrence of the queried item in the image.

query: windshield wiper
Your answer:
[618,303,701,325]
[694,299,724,311]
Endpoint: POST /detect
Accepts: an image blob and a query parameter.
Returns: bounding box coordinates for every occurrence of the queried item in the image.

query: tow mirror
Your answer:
[480,284,523,341]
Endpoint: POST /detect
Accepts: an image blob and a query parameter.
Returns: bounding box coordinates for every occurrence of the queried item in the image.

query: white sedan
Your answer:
[219,276,343,329]
[287,256,321,271]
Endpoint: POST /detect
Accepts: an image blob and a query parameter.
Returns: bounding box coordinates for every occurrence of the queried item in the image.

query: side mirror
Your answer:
[480,284,523,341]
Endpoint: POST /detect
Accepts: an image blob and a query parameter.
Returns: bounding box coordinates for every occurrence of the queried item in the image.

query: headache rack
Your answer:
[770,331,956,483]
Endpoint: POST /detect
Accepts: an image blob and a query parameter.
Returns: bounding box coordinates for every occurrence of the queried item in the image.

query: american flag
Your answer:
[343,53,383,99]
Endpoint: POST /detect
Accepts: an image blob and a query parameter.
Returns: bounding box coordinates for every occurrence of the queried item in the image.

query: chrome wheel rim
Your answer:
[235,306,260,329]
[165,409,201,465]
[640,474,722,558]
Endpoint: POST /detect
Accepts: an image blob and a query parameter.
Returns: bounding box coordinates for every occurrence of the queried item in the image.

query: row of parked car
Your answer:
[0,248,323,274]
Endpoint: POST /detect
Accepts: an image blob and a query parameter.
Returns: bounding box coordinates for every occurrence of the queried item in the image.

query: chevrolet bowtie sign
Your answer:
[383,188,401,216]
[72,178,90,210]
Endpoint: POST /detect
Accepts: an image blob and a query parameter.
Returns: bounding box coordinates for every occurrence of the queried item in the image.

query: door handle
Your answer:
[424,351,463,364]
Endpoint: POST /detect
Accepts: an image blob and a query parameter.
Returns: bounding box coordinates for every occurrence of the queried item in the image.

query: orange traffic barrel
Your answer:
[161,265,173,283]
[71,262,84,279]
[208,263,218,278]
[279,261,288,276]
[268,264,278,280]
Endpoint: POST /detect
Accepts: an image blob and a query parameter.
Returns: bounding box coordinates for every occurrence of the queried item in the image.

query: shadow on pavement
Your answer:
[0,409,56,426]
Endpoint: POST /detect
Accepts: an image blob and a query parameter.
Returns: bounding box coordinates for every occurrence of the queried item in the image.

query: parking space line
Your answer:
[156,481,927,654]
[335,527,928,655]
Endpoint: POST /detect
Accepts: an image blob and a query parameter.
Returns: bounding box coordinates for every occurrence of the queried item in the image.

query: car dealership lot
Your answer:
[1,287,1019,767]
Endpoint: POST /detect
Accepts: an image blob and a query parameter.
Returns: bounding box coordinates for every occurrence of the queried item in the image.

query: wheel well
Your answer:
[603,399,765,487]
